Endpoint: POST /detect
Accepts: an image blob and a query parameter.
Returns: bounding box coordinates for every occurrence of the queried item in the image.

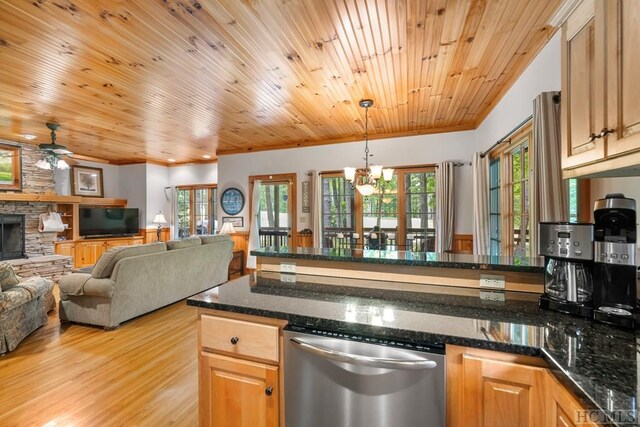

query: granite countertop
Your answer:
[188,273,639,426]
[251,247,545,273]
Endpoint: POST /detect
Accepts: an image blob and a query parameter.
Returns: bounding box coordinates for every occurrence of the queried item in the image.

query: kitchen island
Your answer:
[188,272,638,427]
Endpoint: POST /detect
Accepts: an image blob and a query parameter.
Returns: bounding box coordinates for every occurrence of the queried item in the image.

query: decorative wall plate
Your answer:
[221,187,245,215]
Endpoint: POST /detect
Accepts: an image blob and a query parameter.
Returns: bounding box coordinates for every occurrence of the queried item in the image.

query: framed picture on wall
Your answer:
[222,216,243,228]
[71,166,104,197]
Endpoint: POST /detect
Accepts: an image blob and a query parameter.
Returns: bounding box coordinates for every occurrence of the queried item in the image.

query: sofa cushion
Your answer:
[200,234,232,245]
[92,242,167,279]
[0,261,20,291]
[166,237,202,250]
[0,277,52,311]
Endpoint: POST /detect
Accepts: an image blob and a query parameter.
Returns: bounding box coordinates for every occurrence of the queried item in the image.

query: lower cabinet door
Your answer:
[200,352,279,427]
[547,373,599,427]
[461,354,547,427]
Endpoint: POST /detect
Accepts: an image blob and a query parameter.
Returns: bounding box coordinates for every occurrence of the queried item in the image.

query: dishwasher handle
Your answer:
[289,337,438,370]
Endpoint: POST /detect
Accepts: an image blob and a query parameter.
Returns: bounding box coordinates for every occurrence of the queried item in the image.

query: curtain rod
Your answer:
[480,114,533,158]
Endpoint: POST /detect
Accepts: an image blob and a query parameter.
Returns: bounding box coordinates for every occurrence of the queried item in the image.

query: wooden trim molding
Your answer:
[143,227,171,244]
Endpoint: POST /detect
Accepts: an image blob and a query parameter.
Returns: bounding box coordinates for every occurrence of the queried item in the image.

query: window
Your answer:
[567,178,578,223]
[489,159,501,256]
[0,144,21,191]
[489,122,532,258]
[320,167,436,250]
[404,171,436,251]
[175,185,217,238]
[321,175,355,247]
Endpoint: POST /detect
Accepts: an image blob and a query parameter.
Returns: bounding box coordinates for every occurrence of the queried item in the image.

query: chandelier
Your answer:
[36,122,71,170]
[344,99,393,196]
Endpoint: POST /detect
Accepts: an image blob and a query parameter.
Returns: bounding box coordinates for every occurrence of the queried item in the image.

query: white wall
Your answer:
[54,160,120,198]
[475,32,562,151]
[168,163,218,187]
[118,164,147,230]
[146,164,171,228]
[218,131,476,233]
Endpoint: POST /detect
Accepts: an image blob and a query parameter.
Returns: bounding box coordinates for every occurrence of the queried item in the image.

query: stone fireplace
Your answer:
[0,214,25,260]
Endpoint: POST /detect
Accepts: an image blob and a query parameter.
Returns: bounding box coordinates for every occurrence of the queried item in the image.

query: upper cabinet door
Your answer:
[561,0,606,169]
[605,0,640,157]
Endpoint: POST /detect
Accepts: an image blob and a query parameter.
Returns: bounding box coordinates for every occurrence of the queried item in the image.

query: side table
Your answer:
[228,250,245,279]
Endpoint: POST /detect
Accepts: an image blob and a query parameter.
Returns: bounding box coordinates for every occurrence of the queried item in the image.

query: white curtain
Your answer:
[311,171,323,247]
[246,181,261,269]
[531,92,566,255]
[435,162,455,253]
[472,152,490,255]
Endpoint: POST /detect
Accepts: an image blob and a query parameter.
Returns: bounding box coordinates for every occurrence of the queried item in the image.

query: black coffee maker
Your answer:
[593,193,638,329]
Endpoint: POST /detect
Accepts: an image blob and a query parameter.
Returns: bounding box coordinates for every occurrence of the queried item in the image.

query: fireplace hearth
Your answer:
[0,214,25,260]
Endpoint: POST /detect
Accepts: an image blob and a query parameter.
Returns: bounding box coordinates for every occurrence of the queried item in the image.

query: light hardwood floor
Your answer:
[0,288,199,426]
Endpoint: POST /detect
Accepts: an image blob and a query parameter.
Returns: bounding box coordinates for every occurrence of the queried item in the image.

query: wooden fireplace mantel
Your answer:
[0,194,126,205]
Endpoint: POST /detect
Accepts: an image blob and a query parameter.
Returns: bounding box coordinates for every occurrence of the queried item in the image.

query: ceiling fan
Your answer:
[36,122,77,170]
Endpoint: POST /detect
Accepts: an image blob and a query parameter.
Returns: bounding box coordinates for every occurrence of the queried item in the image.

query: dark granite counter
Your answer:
[252,247,545,273]
[188,273,639,426]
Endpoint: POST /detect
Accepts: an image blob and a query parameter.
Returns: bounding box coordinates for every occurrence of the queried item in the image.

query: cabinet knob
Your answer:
[230,336,239,345]
[587,133,598,143]
[598,127,615,138]
[265,387,273,396]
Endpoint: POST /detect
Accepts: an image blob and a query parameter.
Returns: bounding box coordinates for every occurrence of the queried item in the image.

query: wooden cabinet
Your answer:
[561,0,606,169]
[200,352,279,427]
[562,0,640,177]
[198,311,285,427]
[447,345,600,427]
[447,345,547,427]
[75,240,106,268]
[131,236,144,245]
[604,0,640,157]
[54,241,75,259]
[105,239,132,249]
[547,372,599,427]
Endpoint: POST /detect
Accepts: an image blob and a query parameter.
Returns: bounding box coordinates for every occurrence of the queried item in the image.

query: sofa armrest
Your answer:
[15,276,53,298]
[59,274,115,299]
[83,278,115,298]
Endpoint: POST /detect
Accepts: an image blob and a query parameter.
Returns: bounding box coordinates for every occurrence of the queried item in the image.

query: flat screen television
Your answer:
[79,207,140,238]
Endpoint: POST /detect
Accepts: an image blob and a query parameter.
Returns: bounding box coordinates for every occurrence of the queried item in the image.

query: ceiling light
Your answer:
[22,134,36,140]
[202,155,211,159]
[167,158,176,163]
[344,99,393,196]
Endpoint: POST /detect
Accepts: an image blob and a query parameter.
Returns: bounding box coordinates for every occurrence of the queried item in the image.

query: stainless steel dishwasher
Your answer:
[284,325,446,427]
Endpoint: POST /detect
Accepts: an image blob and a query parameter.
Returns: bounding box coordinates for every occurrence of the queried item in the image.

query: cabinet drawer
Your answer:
[200,315,279,363]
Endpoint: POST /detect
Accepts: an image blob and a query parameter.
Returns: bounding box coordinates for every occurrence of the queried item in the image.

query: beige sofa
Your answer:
[58,235,233,328]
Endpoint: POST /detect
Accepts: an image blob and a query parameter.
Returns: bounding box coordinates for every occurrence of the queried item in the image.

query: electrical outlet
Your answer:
[281,273,296,283]
[280,262,296,274]
[479,290,506,302]
[479,274,506,289]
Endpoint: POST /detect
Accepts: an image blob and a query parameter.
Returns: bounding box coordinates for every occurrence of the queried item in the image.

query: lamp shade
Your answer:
[57,159,70,170]
[153,213,167,224]
[356,183,375,196]
[369,165,383,179]
[344,167,357,182]
[220,221,236,235]
[382,168,394,181]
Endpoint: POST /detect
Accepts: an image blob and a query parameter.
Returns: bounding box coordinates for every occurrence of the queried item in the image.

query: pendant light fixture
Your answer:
[344,99,393,196]
[36,122,72,170]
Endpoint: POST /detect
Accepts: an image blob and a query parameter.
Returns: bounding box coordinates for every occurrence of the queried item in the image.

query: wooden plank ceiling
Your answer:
[0,0,561,165]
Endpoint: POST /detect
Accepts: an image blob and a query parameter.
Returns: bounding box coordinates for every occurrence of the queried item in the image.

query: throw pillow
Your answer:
[0,261,20,291]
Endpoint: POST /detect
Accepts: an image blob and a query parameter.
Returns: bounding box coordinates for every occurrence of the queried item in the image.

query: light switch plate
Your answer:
[479,274,506,289]
[479,290,506,302]
[281,262,296,274]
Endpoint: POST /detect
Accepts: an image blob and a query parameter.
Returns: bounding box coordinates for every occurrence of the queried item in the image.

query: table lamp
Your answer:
[220,221,236,235]
[153,212,167,241]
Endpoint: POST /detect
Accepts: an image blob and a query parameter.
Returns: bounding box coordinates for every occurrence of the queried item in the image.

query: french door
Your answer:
[250,174,296,249]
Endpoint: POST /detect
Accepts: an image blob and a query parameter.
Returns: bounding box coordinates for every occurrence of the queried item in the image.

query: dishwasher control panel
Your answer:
[284,324,445,355]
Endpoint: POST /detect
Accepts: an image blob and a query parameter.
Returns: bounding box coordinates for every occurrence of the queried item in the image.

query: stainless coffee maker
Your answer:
[538,222,594,318]
[593,194,638,329]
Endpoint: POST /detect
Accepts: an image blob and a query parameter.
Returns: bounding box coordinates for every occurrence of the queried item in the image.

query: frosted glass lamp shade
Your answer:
[220,221,236,235]
[344,167,356,181]
[57,159,70,170]
[382,168,394,181]
[370,165,383,179]
[356,183,375,196]
[36,159,52,170]
[153,213,167,224]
